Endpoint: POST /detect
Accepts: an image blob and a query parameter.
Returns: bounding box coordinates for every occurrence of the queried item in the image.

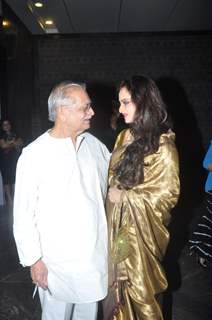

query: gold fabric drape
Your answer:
[104,129,180,320]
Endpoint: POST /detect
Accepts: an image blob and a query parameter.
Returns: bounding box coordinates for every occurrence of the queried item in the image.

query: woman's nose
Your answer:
[119,103,123,113]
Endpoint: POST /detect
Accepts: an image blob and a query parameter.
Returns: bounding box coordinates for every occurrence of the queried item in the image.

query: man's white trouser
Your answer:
[38,288,98,320]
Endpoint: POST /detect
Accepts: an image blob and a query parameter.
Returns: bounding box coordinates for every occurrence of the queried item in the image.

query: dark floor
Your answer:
[0,205,212,320]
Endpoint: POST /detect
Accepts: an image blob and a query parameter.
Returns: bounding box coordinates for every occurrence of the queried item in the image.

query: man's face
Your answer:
[63,88,94,135]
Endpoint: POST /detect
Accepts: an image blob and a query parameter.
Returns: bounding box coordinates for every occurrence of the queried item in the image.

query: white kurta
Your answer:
[13,131,110,303]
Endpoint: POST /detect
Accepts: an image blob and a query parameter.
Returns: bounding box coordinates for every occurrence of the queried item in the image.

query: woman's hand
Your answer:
[108,187,123,203]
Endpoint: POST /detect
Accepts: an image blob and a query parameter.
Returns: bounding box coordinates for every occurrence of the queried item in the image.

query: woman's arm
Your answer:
[14,137,23,149]
[0,138,16,149]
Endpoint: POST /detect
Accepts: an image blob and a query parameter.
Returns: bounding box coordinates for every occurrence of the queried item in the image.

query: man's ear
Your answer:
[57,106,66,122]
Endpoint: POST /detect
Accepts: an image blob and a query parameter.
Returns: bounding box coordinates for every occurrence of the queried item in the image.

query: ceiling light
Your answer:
[2,20,11,28]
[45,20,53,25]
[45,27,59,34]
[34,2,43,7]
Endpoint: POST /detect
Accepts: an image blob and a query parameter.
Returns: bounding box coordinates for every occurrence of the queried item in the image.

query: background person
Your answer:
[13,81,110,320]
[0,119,23,205]
[104,75,180,319]
[189,140,212,267]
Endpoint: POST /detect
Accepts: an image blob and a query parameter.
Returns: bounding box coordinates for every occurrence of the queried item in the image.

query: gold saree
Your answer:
[104,129,180,320]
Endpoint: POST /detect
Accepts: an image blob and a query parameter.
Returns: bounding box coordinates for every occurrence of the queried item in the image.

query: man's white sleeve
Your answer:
[13,150,42,267]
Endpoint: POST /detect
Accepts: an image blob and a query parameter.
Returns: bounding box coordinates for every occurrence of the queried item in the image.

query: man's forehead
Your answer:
[67,87,90,103]
[66,85,83,95]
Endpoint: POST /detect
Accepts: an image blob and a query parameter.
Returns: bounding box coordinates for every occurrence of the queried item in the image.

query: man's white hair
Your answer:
[48,81,86,122]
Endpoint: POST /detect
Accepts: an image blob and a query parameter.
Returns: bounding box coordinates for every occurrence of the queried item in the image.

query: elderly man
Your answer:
[13,82,110,320]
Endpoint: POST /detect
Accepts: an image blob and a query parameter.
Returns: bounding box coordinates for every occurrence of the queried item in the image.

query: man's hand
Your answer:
[108,187,123,203]
[30,259,48,290]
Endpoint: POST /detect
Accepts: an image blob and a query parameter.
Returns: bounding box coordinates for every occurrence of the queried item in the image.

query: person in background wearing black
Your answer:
[0,119,23,205]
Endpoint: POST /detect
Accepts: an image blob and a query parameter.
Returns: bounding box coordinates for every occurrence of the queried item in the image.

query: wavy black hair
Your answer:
[114,75,171,189]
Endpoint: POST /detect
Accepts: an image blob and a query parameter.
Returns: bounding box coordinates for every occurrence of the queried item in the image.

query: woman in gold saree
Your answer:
[104,76,180,320]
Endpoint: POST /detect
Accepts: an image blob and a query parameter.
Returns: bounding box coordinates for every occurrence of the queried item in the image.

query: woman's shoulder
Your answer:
[114,128,132,148]
[160,130,176,145]
[157,130,178,161]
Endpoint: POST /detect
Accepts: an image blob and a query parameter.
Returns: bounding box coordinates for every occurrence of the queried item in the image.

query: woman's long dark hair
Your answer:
[114,75,171,190]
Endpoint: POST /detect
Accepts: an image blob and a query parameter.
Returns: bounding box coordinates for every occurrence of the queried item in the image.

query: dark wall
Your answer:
[34,32,212,148]
[2,1,34,144]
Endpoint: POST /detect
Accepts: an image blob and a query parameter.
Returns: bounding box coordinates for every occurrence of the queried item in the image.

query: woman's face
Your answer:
[118,87,137,124]
[2,121,11,132]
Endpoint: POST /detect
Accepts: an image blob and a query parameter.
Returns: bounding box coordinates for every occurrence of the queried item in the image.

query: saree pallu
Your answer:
[104,129,180,320]
[189,190,212,262]
[104,202,166,320]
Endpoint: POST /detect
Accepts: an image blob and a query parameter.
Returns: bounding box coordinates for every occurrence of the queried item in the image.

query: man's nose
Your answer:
[90,107,95,116]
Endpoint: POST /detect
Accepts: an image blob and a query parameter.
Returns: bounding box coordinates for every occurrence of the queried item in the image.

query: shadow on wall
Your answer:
[157,77,206,319]
[87,82,118,149]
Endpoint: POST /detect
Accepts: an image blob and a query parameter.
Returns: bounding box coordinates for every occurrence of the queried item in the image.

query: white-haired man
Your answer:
[13,82,110,320]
